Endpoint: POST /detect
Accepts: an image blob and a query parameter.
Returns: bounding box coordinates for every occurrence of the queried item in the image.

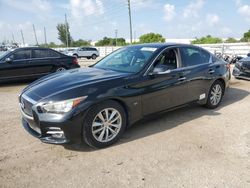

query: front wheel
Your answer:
[205,80,224,109]
[83,100,126,148]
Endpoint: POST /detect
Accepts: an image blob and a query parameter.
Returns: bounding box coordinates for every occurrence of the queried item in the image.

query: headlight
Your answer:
[39,96,87,114]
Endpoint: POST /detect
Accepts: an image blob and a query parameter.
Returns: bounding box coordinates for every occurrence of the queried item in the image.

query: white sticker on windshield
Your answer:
[140,47,157,52]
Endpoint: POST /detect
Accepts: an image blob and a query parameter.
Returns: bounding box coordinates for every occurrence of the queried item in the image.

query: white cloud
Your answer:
[206,14,220,26]
[183,0,205,18]
[130,0,160,10]
[234,0,250,22]
[70,0,104,18]
[163,4,175,22]
[2,0,51,14]
[238,4,250,21]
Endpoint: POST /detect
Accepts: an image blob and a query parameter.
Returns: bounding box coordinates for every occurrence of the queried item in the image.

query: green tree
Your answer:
[241,29,250,42]
[56,23,72,46]
[95,37,126,46]
[225,37,238,43]
[191,35,222,44]
[39,42,60,48]
[72,39,91,47]
[139,33,165,43]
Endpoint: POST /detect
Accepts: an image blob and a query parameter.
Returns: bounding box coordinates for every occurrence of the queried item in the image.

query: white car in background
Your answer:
[67,47,99,59]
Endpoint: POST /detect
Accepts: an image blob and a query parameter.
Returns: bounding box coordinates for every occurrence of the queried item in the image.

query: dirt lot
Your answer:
[0,62,249,187]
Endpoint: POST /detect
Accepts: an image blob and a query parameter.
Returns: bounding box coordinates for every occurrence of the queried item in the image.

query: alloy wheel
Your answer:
[91,108,122,143]
[56,67,66,72]
[210,84,222,106]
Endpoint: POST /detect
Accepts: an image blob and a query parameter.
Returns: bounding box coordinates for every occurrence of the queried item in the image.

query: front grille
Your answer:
[20,95,35,117]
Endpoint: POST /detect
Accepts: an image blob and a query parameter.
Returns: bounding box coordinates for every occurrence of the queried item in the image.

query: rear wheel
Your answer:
[56,67,66,72]
[205,80,224,109]
[91,54,97,60]
[83,100,126,148]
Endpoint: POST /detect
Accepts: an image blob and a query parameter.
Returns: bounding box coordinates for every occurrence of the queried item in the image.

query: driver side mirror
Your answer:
[149,65,171,75]
[4,57,13,63]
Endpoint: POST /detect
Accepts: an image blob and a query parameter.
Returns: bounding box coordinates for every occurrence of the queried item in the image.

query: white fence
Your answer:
[55,42,250,57]
[196,42,250,57]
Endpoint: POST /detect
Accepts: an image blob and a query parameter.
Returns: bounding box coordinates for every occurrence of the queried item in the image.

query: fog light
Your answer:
[46,127,65,139]
[51,133,64,139]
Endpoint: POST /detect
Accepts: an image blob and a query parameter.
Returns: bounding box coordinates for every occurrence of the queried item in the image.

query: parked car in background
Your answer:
[233,56,250,80]
[19,43,230,148]
[61,48,76,55]
[0,47,80,82]
[67,47,99,59]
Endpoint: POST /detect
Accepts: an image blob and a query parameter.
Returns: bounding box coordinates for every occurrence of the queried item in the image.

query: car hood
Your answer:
[23,67,129,100]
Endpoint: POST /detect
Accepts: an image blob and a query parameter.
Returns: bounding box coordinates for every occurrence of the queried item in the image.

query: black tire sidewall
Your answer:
[83,100,126,148]
[92,54,97,59]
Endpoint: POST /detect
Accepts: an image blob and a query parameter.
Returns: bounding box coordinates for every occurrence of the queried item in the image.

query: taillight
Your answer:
[73,57,79,65]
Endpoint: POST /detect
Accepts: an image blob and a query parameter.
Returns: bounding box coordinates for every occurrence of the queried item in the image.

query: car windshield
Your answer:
[0,50,11,59]
[93,46,159,73]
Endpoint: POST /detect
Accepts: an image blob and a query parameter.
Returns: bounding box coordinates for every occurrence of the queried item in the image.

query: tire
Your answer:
[83,100,126,148]
[87,57,91,60]
[205,80,224,109]
[55,66,66,72]
[91,54,97,60]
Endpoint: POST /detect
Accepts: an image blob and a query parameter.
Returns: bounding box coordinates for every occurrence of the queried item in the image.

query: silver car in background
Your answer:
[67,47,99,59]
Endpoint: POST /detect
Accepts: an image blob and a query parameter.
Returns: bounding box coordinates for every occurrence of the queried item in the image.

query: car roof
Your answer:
[13,47,54,50]
[127,43,197,49]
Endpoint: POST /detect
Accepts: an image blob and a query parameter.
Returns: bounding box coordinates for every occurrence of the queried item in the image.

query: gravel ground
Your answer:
[0,63,249,188]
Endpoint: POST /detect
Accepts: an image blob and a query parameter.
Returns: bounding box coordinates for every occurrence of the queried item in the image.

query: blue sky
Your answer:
[0,0,250,44]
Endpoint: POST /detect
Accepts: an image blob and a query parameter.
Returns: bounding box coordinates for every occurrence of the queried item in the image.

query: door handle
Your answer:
[178,77,186,81]
[209,69,215,74]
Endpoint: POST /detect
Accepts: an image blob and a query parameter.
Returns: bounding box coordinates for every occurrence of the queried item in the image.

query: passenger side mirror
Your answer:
[150,65,171,75]
[4,57,12,63]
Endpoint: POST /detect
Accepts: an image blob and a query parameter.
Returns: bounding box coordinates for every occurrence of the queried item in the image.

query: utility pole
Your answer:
[33,24,39,46]
[115,29,118,46]
[12,33,16,43]
[134,30,136,43]
[65,13,69,47]
[127,0,133,44]
[20,30,25,45]
[44,26,47,46]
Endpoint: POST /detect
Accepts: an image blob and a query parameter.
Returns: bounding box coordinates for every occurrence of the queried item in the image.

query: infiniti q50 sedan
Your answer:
[19,43,230,148]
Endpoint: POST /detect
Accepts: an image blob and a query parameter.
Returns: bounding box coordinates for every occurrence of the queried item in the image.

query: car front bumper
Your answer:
[20,104,85,144]
[232,66,250,80]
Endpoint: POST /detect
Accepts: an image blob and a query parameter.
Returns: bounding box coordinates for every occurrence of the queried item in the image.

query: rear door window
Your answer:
[180,47,210,67]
